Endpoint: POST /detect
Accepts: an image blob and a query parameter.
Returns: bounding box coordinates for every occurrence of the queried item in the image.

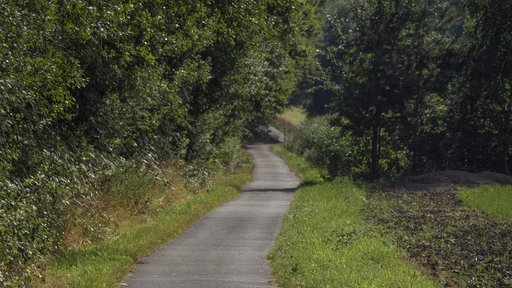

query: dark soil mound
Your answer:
[393,170,512,192]
[408,170,512,185]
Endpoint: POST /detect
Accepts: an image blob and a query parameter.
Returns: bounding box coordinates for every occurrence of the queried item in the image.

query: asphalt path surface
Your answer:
[122,144,299,288]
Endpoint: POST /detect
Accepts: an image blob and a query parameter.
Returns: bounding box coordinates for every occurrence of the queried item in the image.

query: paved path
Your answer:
[122,144,299,288]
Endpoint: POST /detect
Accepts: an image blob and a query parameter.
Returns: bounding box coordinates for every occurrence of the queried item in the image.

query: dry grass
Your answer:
[34,153,254,287]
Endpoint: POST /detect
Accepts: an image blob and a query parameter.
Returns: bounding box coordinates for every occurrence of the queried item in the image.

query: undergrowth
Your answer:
[32,153,253,287]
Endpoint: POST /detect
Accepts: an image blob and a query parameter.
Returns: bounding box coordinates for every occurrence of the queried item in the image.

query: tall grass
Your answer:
[270,145,439,287]
[458,185,512,224]
[34,155,253,287]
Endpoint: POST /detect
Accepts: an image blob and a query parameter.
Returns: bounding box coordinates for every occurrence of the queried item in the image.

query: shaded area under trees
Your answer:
[303,0,512,179]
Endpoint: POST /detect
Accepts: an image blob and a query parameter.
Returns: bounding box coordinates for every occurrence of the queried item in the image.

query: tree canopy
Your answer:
[0,1,318,285]
[317,0,512,178]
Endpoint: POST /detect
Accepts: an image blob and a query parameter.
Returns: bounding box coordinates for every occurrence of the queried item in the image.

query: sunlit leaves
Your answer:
[0,0,316,285]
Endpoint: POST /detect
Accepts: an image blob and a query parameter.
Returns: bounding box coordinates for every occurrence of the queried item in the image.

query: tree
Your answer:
[325,0,463,178]
[448,0,512,173]
[327,0,417,177]
[1,1,318,283]
[0,1,85,284]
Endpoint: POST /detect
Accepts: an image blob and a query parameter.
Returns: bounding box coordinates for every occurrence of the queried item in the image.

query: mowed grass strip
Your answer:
[36,159,253,288]
[458,184,512,224]
[270,145,439,288]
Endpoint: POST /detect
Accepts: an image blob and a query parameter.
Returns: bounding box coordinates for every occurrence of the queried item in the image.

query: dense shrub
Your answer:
[0,0,317,285]
[284,117,365,177]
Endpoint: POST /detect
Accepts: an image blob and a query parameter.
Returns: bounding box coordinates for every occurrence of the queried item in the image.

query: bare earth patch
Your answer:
[367,170,512,287]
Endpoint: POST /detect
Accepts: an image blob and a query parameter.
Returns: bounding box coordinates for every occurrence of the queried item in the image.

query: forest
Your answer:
[296,0,512,180]
[1,0,511,286]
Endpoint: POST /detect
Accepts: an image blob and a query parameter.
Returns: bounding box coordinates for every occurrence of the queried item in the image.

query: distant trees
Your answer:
[327,0,416,177]
[319,0,512,178]
[449,0,512,173]
[0,0,316,285]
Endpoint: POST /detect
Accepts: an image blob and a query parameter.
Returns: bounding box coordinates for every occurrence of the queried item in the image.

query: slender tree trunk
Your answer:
[371,108,381,178]
[503,85,512,174]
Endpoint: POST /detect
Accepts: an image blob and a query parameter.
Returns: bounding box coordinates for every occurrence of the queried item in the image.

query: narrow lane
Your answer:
[122,144,299,288]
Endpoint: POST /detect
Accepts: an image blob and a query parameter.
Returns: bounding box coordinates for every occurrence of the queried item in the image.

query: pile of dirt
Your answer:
[394,170,512,192]
[408,170,512,185]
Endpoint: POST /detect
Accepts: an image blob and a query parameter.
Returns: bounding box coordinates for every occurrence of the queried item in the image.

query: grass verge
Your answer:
[457,184,512,224]
[280,106,307,127]
[270,145,439,287]
[34,155,253,288]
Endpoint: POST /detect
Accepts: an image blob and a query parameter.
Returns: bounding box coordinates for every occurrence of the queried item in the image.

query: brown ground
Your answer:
[367,170,512,287]
[383,170,512,192]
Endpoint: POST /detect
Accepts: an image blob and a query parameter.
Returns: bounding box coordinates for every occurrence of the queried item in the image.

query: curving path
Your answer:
[122,144,299,288]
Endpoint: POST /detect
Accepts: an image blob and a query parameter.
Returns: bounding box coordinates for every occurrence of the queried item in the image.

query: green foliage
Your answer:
[0,0,317,285]
[0,1,85,285]
[325,0,461,178]
[298,117,363,177]
[448,0,512,173]
[458,185,512,224]
[318,0,512,178]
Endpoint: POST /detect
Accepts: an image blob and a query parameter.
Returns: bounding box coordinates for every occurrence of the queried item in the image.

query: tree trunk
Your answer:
[503,86,512,174]
[370,109,381,179]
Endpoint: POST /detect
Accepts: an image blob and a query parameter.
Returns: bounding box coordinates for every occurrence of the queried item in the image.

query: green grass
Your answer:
[458,184,512,224]
[271,144,324,185]
[280,106,307,127]
[270,145,439,288]
[35,159,253,288]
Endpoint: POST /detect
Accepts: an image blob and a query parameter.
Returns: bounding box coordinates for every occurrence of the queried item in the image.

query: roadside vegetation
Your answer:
[275,107,512,287]
[0,1,317,285]
[33,153,253,287]
[273,0,512,285]
[270,145,439,288]
[286,1,512,285]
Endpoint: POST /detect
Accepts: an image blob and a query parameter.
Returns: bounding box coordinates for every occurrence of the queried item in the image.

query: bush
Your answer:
[0,0,316,285]
[296,117,364,177]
